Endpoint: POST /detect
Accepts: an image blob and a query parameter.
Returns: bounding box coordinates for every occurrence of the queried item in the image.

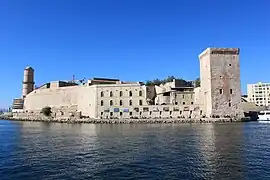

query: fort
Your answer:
[11,47,248,122]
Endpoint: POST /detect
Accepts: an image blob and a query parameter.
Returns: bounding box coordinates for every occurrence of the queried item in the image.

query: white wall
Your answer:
[77,86,97,117]
[24,86,79,110]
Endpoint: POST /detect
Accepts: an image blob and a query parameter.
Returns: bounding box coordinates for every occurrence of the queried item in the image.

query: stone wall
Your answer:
[98,104,204,119]
[210,49,243,117]
[24,86,79,110]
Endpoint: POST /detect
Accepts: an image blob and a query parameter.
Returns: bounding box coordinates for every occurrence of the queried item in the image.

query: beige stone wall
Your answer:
[174,91,194,105]
[210,51,242,117]
[199,49,212,116]
[98,104,204,119]
[24,86,79,110]
[194,87,204,105]
[77,86,97,117]
[95,84,147,118]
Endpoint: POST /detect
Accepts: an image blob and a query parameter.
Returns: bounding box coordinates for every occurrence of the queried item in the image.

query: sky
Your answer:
[0,0,270,108]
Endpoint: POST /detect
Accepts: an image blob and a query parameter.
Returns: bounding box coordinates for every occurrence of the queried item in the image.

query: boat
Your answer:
[258,111,270,122]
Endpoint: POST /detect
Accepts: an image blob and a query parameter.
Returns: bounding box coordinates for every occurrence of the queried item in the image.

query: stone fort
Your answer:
[12,47,244,119]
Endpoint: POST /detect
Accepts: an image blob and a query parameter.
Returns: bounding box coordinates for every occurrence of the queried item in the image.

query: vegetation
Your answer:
[194,78,200,87]
[41,106,52,116]
[145,76,200,87]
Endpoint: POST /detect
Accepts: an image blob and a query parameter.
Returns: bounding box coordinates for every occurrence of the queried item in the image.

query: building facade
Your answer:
[16,47,244,119]
[247,82,270,106]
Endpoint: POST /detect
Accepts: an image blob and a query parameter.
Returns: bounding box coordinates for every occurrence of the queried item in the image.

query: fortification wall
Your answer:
[24,86,80,110]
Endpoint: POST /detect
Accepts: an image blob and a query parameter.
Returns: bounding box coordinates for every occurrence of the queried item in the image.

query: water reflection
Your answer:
[0,121,270,180]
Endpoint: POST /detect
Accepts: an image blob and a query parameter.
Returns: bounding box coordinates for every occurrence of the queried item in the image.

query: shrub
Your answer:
[41,106,52,116]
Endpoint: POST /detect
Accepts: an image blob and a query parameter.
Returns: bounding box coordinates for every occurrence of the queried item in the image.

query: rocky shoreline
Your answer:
[0,116,250,124]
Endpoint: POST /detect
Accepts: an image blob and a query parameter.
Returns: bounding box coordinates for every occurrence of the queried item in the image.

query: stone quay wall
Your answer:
[1,113,250,124]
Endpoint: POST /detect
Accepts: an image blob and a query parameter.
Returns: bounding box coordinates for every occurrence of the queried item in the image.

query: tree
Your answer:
[195,78,200,87]
[41,106,52,116]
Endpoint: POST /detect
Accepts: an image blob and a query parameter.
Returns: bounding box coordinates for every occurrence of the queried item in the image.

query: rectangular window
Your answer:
[101,112,103,116]
[143,107,149,112]
[230,89,232,94]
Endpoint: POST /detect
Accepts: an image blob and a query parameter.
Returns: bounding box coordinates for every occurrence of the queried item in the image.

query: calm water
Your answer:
[0,120,270,180]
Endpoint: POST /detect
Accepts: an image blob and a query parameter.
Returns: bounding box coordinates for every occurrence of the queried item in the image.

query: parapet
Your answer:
[199,47,240,59]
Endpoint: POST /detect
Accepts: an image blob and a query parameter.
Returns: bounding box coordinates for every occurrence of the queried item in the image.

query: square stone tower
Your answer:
[199,48,243,118]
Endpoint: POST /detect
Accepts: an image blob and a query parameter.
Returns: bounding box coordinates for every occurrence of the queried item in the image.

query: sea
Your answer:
[0,120,270,180]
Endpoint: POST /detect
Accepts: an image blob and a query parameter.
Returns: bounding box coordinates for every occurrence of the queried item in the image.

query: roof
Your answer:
[25,66,34,70]
[92,77,119,81]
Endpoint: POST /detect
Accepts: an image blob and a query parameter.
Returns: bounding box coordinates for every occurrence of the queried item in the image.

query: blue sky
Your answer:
[0,0,270,108]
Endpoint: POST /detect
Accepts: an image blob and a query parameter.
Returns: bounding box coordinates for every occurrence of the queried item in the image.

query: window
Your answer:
[180,111,182,115]
[139,90,142,96]
[110,112,113,116]
[120,100,123,106]
[200,110,203,115]
[143,107,149,112]
[101,100,104,106]
[120,112,123,116]
[183,102,185,105]
[220,89,223,94]
[129,112,132,116]
[110,91,113,97]
[134,107,139,112]
[101,91,104,97]
[129,100,132,106]
[230,89,233,94]
[110,100,113,106]
[191,102,194,105]
[182,95,185,98]
[190,110,192,115]
[129,91,132,97]
[139,100,143,106]
[229,102,231,107]
[101,112,103,116]
[120,91,123,97]
[229,64,232,66]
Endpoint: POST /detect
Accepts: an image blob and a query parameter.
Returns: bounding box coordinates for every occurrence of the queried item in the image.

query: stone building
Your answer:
[199,48,243,118]
[14,47,244,119]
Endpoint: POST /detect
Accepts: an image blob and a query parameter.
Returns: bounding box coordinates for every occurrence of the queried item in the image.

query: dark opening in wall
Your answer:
[230,89,233,94]
[220,89,223,94]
